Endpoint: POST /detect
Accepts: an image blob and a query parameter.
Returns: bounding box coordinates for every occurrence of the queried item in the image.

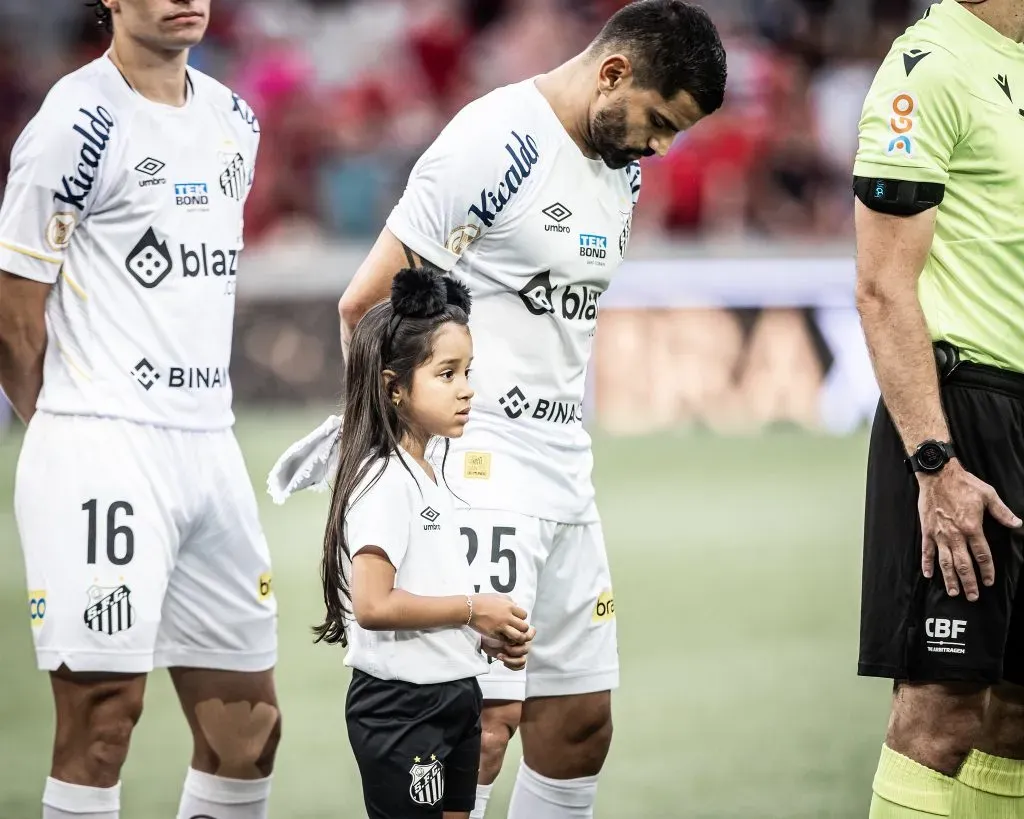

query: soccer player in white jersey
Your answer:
[338,2,727,817]
[0,2,279,818]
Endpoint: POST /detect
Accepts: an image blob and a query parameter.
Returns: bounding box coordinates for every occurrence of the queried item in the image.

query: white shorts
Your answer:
[16,413,277,674]
[457,508,618,701]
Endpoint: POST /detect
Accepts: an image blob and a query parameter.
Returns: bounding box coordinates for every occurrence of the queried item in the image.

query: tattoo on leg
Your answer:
[194,698,278,779]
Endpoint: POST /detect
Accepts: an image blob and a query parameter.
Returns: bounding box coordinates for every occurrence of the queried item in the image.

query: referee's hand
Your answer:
[918,460,1022,601]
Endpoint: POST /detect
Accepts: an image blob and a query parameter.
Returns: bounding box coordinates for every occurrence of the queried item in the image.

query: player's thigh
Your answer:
[525,519,618,700]
[456,508,549,702]
[860,389,1024,686]
[157,430,276,672]
[346,671,481,819]
[15,414,180,673]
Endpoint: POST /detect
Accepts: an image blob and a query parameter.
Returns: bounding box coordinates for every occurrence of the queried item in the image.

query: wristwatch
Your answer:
[906,439,957,474]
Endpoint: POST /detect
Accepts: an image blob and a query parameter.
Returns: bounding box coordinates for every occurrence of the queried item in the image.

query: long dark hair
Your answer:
[314,269,472,645]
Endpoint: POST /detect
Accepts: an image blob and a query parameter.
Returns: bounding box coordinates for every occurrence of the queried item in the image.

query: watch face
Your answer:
[918,443,946,471]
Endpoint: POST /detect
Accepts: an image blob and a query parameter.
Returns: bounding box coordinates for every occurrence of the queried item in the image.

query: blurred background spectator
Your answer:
[0,0,929,249]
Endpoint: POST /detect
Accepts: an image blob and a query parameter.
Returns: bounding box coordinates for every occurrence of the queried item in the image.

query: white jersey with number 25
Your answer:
[387,78,641,524]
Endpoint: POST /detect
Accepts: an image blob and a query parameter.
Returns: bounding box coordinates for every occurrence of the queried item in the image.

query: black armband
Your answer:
[853,176,945,216]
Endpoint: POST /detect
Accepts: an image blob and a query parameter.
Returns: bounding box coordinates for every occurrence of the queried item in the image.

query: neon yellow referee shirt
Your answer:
[854,0,1024,373]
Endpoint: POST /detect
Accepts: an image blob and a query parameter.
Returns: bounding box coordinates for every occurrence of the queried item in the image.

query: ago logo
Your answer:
[886,93,916,156]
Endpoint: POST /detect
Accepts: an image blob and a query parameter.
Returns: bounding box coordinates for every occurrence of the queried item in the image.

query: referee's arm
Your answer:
[855,202,1020,601]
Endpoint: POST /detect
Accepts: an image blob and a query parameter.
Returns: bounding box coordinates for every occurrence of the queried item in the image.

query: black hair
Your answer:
[591,0,727,116]
[87,0,112,32]
[313,269,473,646]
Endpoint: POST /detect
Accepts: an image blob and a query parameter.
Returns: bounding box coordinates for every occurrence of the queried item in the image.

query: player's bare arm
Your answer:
[0,271,50,423]
[855,201,1021,601]
[339,228,443,357]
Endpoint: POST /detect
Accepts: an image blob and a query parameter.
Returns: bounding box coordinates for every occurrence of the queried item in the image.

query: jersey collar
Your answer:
[939,0,1024,57]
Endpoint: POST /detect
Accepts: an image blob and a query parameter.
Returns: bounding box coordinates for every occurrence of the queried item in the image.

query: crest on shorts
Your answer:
[409,755,444,806]
[83,584,135,635]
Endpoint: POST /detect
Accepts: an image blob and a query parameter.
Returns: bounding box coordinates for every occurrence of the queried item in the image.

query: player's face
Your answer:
[590,71,706,169]
[107,0,211,50]
[404,323,474,440]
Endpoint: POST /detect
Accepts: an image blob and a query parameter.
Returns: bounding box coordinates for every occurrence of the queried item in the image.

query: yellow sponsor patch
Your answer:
[464,452,491,480]
[258,572,273,602]
[28,590,46,626]
[592,590,615,623]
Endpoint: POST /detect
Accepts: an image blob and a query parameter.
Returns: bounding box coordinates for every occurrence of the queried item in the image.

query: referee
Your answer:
[853,1,1024,817]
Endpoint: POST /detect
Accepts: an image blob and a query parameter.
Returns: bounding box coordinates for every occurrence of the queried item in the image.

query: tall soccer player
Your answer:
[0,2,280,818]
[854,0,1024,816]
[338,2,726,816]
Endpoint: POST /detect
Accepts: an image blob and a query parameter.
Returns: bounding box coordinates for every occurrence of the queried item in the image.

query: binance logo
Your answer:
[592,590,615,623]
[258,572,273,602]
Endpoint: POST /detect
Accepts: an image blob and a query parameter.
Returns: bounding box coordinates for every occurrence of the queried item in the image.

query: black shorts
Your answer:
[346,670,482,818]
[860,357,1024,685]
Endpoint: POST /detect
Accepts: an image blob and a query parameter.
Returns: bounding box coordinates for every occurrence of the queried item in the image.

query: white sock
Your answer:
[175,768,272,819]
[507,760,599,819]
[470,782,494,819]
[42,777,120,818]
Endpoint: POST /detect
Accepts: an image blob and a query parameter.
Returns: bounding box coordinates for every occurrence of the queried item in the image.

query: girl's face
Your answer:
[400,322,474,440]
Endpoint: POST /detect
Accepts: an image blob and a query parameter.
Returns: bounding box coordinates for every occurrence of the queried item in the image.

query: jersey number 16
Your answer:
[82,499,135,566]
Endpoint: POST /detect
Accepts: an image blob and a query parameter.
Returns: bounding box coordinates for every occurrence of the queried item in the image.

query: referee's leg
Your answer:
[860,390,1024,817]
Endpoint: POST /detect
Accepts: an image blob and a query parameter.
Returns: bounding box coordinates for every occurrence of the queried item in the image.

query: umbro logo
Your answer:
[420,506,441,531]
[135,157,165,176]
[542,203,571,223]
[903,49,930,76]
[135,157,167,188]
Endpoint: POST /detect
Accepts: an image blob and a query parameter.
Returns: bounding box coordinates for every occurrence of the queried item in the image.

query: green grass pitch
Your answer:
[0,409,890,817]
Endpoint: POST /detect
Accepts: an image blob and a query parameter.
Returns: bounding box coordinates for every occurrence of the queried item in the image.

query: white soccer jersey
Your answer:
[0,53,260,430]
[343,449,488,684]
[387,78,641,524]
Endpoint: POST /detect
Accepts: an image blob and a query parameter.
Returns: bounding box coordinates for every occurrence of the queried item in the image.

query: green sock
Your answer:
[870,744,954,818]
[951,749,1024,818]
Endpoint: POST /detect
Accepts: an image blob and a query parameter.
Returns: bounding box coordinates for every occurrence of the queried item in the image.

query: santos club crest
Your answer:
[409,756,444,806]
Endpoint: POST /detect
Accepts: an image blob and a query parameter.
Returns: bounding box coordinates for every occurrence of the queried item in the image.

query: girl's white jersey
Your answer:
[343,450,488,684]
[387,78,641,525]
[0,53,260,430]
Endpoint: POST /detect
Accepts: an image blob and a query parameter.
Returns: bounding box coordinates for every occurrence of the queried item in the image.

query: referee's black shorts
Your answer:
[860,353,1024,685]
[346,669,482,818]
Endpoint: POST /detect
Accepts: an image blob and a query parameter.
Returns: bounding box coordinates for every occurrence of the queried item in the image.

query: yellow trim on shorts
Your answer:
[0,240,61,265]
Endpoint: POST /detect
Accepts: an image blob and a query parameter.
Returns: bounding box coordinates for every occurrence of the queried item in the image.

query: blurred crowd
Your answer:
[2,0,930,248]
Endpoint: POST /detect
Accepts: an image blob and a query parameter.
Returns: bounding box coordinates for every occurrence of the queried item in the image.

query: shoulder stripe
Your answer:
[0,240,61,265]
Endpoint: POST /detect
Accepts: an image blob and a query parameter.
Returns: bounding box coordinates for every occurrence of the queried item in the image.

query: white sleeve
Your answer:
[0,98,114,283]
[386,101,541,271]
[345,466,412,570]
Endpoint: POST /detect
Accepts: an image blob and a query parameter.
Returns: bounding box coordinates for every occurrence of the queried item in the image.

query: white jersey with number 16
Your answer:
[0,53,260,431]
